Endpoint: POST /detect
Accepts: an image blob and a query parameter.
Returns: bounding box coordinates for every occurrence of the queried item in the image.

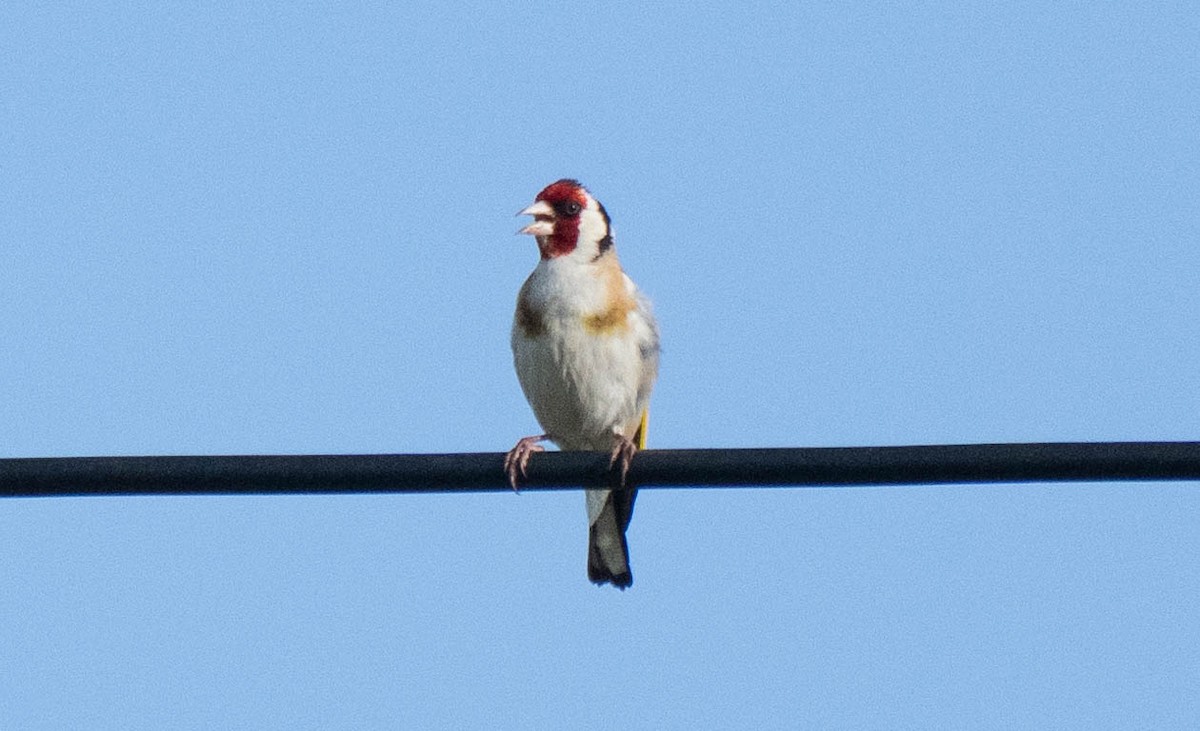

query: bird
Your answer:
[505,179,660,589]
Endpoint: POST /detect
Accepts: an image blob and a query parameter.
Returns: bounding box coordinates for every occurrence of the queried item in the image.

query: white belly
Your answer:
[512,317,645,451]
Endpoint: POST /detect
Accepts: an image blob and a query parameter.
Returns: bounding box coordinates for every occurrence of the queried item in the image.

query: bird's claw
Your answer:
[608,435,638,488]
[504,435,547,491]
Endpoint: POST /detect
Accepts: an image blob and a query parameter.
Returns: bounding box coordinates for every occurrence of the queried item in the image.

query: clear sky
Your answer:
[2,3,1198,729]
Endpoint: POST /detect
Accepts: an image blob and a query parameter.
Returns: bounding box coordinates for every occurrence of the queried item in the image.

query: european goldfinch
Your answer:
[505,179,660,589]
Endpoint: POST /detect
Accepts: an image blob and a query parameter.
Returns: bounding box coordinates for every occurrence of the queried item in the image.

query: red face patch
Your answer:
[534,179,589,259]
[535,179,588,207]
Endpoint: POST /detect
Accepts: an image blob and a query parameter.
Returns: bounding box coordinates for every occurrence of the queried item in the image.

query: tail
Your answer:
[587,499,633,588]
[586,410,647,589]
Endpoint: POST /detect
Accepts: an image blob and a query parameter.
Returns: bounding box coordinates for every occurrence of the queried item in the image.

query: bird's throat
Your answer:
[537,222,580,259]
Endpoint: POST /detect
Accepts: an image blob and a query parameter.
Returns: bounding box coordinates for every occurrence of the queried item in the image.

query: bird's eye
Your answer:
[557,201,582,217]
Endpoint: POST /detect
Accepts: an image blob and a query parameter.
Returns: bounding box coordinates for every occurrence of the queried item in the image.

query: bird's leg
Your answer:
[504,434,549,491]
[608,433,639,488]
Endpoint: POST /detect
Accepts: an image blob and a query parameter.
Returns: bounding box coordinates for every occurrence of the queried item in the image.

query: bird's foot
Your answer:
[608,435,638,488]
[504,434,548,491]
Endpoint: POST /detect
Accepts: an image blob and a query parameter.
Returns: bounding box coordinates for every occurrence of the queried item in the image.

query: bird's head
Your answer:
[518,179,613,261]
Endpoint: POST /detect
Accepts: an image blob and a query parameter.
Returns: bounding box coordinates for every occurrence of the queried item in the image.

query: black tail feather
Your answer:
[587,493,635,589]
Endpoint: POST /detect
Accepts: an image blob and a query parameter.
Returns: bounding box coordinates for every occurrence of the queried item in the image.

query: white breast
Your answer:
[512,258,658,451]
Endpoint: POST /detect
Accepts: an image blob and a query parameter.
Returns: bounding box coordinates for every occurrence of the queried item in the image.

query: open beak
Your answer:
[517,200,555,236]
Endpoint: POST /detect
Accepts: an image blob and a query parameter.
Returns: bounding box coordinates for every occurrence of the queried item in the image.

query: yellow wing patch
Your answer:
[634,409,649,450]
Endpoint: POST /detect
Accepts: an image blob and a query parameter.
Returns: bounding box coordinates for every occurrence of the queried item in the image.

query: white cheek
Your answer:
[566,197,610,260]
[577,214,605,245]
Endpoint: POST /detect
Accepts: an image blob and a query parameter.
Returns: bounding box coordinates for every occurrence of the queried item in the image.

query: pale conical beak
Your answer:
[517,200,555,236]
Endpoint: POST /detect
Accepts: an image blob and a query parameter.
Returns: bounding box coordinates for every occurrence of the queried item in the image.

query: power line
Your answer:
[2,442,1198,498]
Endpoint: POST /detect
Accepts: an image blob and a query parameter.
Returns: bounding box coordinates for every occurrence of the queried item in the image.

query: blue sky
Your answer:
[2,2,1198,728]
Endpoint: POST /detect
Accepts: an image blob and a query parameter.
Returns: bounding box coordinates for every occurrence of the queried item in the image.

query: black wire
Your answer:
[2,442,1198,498]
